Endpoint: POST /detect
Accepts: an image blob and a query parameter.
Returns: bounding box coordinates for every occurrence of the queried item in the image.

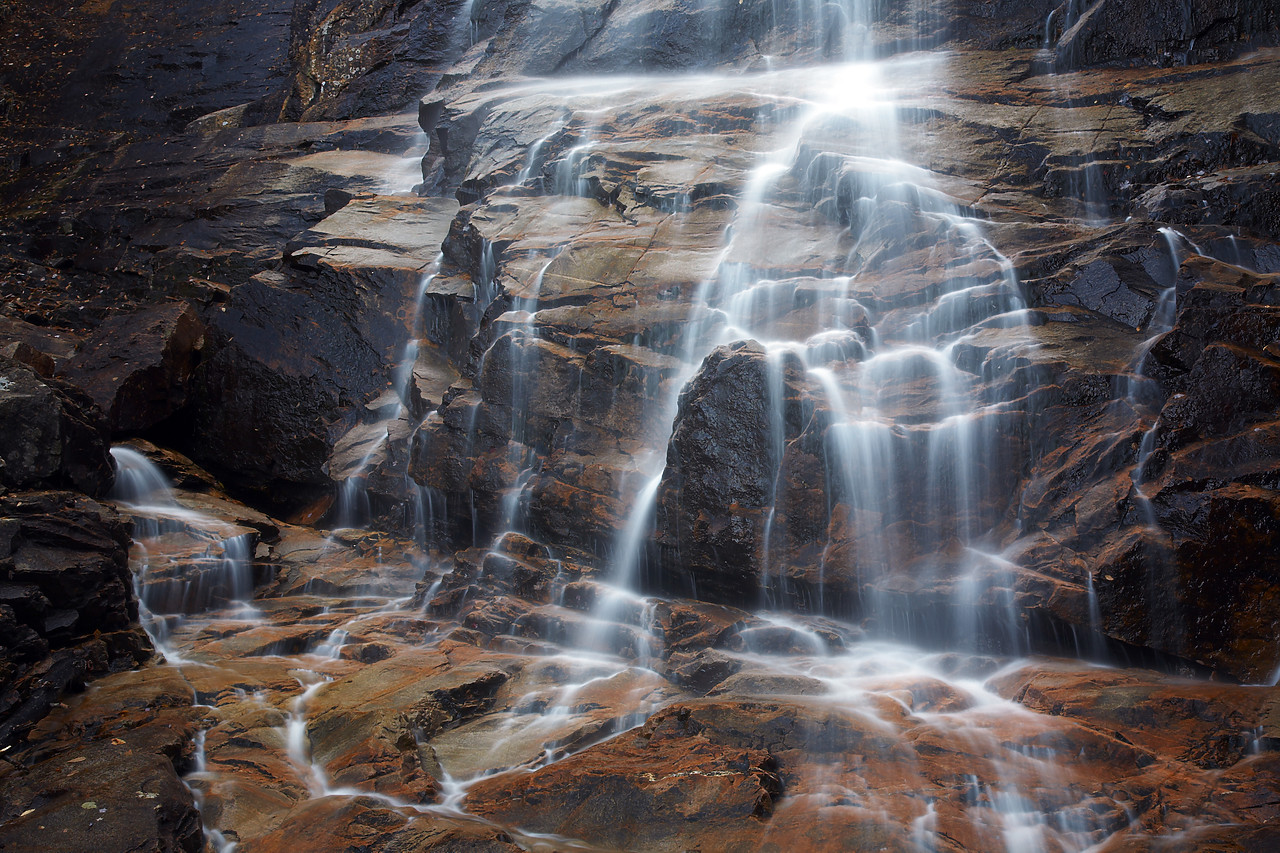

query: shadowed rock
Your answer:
[62,301,205,435]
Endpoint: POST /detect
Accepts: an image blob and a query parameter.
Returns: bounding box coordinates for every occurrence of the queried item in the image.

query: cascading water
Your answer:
[583,51,1041,649]
[391,8,1142,848]
[329,254,446,536]
[64,2,1280,852]
[109,446,256,629]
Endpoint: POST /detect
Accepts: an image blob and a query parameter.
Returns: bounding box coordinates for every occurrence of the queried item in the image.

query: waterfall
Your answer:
[109,446,256,624]
[51,1,1279,851]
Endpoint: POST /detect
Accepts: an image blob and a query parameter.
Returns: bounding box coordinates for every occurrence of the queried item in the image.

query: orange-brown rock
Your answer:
[466,704,783,852]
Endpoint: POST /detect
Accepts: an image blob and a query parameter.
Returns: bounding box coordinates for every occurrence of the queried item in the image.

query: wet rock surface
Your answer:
[2,0,1280,851]
[0,491,150,746]
[0,358,114,495]
[1053,0,1280,70]
[407,41,1280,680]
[0,466,1273,852]
[283,0,472,122]
[62,301,206,436]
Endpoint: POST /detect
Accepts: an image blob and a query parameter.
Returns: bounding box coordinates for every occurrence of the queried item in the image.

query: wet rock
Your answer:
[515,0,769,75]
[116,439,235,497]
[262,527,426,602]
[664,649,743,693]
[1036,257,1163,329]
[0,491,150,745]
[651,598,749,654]
[0,0,291,134]
[408,42,1280,682]
[0,340,55,377]
[0,317,78,368]
[0,358,113,496]
[190,197,456,505]
[465,702,783,852]
[989,661,1278,769]
[306,652,511,786]
[61,301,205,435]
[1161,343,1280,443]
[0,664,205,852]
[130,522,262,617]
[245,796,524,853]
[0,739,202,853]
[729,623,842,656]
[1055,0,1280,69]
[283,0,472,122]
[654,341,807,605]
[7,2,1280,849]
[708,671,830,698]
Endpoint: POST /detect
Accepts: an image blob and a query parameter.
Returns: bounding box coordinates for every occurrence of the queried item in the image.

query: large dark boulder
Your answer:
[0,357,114,496]
[61,301,205,435]
[189,269,381,502]
[653,341,807,605]
[189,196,454,506]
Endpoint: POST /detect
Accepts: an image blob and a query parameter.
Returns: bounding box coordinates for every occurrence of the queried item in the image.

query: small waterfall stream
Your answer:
[110,446,257,649]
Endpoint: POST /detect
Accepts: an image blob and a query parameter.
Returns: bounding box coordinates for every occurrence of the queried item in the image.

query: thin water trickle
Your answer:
[186,730,239,853]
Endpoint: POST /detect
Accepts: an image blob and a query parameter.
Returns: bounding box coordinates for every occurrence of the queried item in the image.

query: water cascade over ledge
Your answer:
[3,0,1280,851]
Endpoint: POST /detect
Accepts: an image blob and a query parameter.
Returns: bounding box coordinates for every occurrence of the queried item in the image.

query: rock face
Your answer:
[0,0,292,133]
[1054,0,1280,69]
[0,491,150,745]
[404,30,1280,681]
[2,0,1280,850]
[283,0,471,122]
[0,358,114,496]
[62,301,205,436]
[188,195,457,504]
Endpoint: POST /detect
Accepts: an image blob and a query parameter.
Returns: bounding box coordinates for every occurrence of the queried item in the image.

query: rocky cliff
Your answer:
[1,0,1280,851]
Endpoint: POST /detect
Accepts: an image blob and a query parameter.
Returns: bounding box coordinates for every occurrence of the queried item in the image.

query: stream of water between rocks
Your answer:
[85,13,1280,850]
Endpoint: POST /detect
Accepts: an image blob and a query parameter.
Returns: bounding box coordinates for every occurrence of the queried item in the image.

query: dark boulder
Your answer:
[0,357,114,496]
[189,269,379,500]
[653,341,807,605]
[0,491,150,746]
[188,196,453,506]
[61,301,205,435]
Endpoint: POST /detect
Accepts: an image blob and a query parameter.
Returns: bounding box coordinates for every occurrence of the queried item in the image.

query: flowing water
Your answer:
[110,446,257,649]
[95,3,1279,851]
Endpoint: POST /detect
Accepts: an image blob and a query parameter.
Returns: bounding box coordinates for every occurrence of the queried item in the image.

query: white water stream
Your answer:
[95,2,1278,850]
